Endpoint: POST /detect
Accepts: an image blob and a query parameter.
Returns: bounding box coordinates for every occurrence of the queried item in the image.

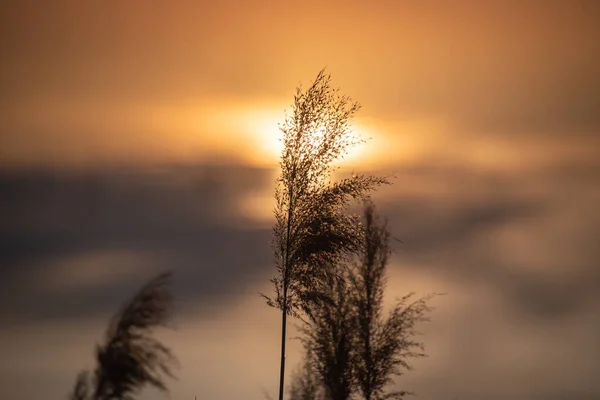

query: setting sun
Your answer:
[192,102,380,167]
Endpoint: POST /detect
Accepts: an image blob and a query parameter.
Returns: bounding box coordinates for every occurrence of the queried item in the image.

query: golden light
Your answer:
[174,102,286,166]
[245,110,377,167]
[166,101,388,168]
[244,108,286,165]
[226,106,376,167]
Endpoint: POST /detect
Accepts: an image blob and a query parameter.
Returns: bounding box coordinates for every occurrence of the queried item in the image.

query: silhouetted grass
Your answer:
[69,272,177,400]
[261,69,388,400]
[292,203,438,400]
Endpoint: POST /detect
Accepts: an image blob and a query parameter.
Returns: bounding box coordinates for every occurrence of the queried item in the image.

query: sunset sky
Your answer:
[1,1,599,400]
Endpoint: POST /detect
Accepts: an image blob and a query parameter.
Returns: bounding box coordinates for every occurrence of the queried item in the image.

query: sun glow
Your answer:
[245,110,376,167]
[173,101,385,167]
[245,109,286,165]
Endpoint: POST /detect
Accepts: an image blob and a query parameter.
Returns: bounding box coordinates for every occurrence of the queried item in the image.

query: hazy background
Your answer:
[1,1,599,399]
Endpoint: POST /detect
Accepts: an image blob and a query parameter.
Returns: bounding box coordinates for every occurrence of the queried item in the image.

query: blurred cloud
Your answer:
[1,157,599,399]
[0,165,274,325]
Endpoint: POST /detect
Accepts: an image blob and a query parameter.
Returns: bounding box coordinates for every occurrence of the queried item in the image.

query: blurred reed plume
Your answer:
[69,271,177,400]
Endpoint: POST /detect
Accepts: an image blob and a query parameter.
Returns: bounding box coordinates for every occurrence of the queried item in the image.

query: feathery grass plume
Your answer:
[349,203,436,400]
[94,271,177,400]
[300,266,355,400]
[261,69,388,400]
[68,271,177,400]
[288,350,322,400]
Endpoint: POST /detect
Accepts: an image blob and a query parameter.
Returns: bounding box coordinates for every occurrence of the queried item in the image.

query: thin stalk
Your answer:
[279,167,296,400]
[278,293,288,400]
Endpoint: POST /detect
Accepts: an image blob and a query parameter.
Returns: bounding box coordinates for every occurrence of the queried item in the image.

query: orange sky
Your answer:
[2,1,598,170]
